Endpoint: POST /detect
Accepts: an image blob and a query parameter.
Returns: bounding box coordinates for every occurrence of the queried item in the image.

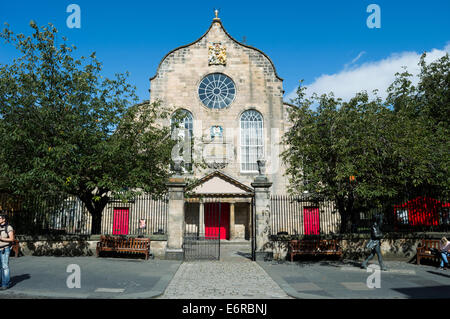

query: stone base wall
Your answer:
[15,235,168,258]
[17,240,97,257]
[270,233,448,261]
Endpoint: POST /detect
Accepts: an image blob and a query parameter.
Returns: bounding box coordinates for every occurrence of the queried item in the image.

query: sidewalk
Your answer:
[2,251,450,299]
[258,258,450,299]
[0,256,182,299]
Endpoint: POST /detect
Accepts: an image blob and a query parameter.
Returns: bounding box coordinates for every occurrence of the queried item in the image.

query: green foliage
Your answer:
[283,54,449,232]
[0,22,176,233]
[387,53,450,196]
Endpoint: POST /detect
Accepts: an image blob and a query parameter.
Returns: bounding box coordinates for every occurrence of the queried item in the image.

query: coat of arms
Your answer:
[210,125,223,139]
[208,42,226,65]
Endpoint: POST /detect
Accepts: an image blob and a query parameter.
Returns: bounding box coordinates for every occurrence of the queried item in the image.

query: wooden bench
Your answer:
[96,235,151,260]
[416,239,444,265]
[289,239,342,262]
[11,239,20,257]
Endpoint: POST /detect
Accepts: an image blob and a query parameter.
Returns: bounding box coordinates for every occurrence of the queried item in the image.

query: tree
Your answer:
[283,54,449,233]
[282,84,397,232]
[0,22,176,234]
[387,53,450,198]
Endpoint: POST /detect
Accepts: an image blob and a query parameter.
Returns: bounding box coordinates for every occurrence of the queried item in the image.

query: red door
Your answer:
[113,208,129,235]
[304,207,320,235]
[205,203,230,240]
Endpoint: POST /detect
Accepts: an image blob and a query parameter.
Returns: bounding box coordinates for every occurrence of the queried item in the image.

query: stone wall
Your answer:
[150,19,288,193]
[269,233,448,261]
[15,235,168,258]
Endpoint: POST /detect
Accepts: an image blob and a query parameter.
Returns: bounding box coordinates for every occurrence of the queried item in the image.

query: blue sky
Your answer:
[1,0,449,103]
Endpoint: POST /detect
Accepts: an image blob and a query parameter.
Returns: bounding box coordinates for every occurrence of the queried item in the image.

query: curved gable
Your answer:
[150,18,283,82]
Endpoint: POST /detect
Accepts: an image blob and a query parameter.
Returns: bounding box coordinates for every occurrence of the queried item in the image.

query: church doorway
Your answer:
[205,202,230,240]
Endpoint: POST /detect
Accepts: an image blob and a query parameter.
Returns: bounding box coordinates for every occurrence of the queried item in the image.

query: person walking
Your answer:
[438,237,450,270]
[361,214,387,271]
[0,214,15,289]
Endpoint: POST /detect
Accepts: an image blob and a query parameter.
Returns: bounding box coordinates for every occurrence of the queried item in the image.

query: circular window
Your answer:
[198,73,236,109]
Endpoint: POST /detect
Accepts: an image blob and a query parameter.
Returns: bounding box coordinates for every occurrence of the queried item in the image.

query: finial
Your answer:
[214,8,220,20]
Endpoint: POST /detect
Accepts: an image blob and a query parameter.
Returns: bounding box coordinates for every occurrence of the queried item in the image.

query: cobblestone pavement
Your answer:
[158,244,292,299]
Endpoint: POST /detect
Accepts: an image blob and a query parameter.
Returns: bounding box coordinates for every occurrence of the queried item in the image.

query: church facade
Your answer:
[149,13,292,241]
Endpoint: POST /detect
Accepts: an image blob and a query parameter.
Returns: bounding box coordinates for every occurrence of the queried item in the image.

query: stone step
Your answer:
[219,240,251,246]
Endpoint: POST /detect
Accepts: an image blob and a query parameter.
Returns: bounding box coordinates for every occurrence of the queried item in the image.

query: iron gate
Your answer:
[183,196,256,261]
[183,198,224,260]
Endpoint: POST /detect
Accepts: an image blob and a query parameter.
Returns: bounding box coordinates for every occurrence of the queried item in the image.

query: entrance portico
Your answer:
[185,171,254,241]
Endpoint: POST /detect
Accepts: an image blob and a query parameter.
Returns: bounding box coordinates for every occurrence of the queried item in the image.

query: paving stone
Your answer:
[159,244,292,299]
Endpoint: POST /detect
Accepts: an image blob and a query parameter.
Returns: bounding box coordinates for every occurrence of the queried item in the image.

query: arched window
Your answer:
[240,110,264,172]
[171,109,193,136]
[171,109,193,171]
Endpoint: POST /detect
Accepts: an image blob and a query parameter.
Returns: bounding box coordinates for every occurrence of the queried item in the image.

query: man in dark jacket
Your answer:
[361,214,387,271]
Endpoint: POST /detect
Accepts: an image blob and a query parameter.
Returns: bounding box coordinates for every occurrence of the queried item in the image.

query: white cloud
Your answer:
[287,44,450,102]
[344,51,366,69]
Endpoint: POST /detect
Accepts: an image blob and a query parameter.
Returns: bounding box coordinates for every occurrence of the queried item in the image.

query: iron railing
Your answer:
[270,194,339,236]
[270,194,450,236]
[0,193,168,236]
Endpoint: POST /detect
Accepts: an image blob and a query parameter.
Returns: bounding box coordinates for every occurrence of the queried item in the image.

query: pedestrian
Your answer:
[361,214,387,271]
[0,213,15,290]
[438,236,450,270]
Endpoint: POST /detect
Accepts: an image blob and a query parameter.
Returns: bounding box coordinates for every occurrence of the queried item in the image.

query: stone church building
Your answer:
[149,12,292,242]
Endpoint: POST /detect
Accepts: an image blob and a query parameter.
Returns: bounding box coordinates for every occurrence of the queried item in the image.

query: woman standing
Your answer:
[439,237,450,270]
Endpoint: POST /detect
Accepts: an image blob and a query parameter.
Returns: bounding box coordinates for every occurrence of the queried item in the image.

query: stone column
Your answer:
[251,170,272,261]
[229,202,235,240]
[165,176,187,260]
[247,200,252,241]
[199,199,205,237]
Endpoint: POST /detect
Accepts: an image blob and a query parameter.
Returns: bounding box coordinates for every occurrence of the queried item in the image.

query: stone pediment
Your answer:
[187,171,253,197]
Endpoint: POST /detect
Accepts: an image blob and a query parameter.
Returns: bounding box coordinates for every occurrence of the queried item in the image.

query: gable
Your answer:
[188,171,253,196]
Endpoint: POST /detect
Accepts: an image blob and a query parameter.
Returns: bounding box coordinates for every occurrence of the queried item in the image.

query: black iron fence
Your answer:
[102,193,168,236]
[270,195,339,236]
[3,191,448,237]
[270,194,450,236]
[0,193,168,236]
[0,193,91,235]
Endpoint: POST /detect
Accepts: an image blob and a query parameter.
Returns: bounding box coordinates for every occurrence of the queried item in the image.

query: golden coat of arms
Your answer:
[208,42,226,65]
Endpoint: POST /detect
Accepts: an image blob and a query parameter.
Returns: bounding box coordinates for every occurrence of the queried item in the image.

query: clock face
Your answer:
[198,73,236,109]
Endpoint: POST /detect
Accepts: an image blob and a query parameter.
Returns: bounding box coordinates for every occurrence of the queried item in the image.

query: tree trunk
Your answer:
[91,210,103,235]
[79,193,109,235]
[347,191,355,233]
[337,197,349,233]
[337,193,356,234]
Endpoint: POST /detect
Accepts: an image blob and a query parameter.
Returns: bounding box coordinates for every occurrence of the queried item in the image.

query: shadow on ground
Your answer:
[267,256,363,268]
[9,274,31,288]
[392,286,450,298]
